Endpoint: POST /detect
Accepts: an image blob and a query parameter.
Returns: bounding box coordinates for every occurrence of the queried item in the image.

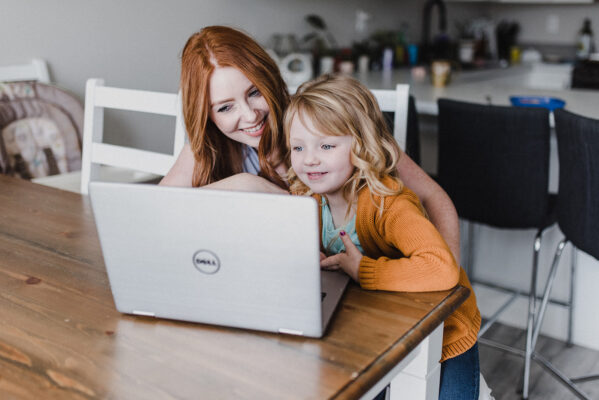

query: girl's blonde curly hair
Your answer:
[284,74,404,213]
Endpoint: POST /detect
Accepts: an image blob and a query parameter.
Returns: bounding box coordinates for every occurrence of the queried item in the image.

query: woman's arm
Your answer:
[206,173,288,193]
[396,151,461,264]
[159,144,287,194]
[159,144,194,187]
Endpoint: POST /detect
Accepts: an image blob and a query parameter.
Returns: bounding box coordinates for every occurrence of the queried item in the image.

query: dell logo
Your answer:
[192,250,220,274]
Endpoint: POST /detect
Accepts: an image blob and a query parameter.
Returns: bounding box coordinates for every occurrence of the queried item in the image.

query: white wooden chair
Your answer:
[33,79,185,194]
[0,58,50,83]
[78,78,185,194]
[371,84,410,151]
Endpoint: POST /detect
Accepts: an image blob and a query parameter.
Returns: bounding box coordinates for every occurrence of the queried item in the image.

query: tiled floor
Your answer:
[480,322,599,400]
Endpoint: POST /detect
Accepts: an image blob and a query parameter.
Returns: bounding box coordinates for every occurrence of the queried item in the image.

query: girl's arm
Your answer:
[358,192,460,292]
[159,144,287,194]
[396,151,461,264]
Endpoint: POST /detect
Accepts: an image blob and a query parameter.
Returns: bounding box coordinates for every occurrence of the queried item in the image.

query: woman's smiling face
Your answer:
[208,66,269,148]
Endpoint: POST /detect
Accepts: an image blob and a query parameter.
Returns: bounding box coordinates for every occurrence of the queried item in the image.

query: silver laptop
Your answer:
[89,181,349,337]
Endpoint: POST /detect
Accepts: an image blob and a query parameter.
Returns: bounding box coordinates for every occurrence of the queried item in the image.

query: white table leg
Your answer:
[389,323,444,400]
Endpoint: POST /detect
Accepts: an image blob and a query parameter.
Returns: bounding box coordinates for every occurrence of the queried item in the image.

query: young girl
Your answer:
[284,74,481,400]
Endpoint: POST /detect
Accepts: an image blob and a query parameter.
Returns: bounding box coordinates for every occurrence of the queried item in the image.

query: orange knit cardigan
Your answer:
[314,178,480,362]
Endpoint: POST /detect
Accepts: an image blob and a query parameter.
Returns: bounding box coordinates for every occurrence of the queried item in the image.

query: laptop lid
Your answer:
[89,182,345,337]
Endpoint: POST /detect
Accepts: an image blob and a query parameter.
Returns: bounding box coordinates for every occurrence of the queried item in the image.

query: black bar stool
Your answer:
[437,99,575,394]
[521,109,599,400]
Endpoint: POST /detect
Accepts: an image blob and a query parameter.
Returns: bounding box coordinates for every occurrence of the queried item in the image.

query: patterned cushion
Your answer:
[0,81,83,178]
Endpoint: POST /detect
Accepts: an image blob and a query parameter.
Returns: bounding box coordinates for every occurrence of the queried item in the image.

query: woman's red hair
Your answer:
[180,25,290,187]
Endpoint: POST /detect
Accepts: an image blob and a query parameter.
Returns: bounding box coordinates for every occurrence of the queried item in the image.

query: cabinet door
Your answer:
[447,0,593,3]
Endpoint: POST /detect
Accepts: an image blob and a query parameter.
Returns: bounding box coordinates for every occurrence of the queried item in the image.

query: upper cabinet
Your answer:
[500,0,593,3]
[447,0,593,3]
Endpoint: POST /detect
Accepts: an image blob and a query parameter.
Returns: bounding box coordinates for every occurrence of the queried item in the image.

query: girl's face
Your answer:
[289,113,354,199]
[209,66,269,148]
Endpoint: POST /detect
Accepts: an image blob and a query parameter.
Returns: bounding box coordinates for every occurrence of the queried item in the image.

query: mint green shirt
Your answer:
[321,198,364,256]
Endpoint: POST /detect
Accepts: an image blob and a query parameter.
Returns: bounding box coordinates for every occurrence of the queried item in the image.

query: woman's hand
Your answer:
[320,231,363,282]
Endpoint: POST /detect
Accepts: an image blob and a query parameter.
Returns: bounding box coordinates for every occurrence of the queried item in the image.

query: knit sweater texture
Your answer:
[314,177,480,362]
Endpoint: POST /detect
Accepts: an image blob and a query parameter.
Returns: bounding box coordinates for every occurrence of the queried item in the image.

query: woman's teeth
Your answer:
[242,119,264,133]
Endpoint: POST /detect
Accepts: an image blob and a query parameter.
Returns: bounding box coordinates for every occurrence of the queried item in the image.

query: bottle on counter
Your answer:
[577,18,595,60]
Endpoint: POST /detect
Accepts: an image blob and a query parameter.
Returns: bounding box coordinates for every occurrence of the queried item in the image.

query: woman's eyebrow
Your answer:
[211,97,233,107]
[210,84,255,107]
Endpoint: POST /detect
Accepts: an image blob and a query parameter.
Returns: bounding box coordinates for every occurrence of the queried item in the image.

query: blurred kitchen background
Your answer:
[3,0,598,152]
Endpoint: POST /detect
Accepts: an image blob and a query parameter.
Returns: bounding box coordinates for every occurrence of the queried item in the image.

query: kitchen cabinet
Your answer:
[499,0,593,3]
[447,0,593,3]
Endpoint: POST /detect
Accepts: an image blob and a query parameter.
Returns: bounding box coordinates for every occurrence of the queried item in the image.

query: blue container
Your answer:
[509,96,566,111]
[408,44,418,66]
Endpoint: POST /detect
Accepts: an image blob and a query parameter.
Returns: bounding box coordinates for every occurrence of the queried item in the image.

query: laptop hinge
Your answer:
[132,310,155,317]
[278,328,304,336]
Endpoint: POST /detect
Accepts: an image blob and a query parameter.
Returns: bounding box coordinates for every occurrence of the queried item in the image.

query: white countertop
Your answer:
[356,63,599,119]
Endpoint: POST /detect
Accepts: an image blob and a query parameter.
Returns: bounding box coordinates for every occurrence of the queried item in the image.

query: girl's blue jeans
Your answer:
[373,342,480,400]
[439,342,480,400]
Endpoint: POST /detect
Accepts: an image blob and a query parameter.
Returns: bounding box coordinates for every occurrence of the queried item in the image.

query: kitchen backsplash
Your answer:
[483,3,598,46]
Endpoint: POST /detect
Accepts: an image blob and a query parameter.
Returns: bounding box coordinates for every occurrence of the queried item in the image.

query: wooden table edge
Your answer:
[334,285,471,399]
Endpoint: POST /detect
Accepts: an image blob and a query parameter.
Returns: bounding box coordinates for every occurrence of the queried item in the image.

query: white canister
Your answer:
[459,40,474,64]
[358,55,370,74]
[383,47,394,71]
[339,61,354,75]
[280,53,313,87]
[319,56,335,75]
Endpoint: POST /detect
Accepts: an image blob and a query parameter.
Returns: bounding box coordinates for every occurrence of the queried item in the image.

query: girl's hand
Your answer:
[320,231,362,282]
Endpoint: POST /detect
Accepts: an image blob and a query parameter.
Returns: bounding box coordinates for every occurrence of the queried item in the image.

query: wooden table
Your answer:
[0,176,469,400]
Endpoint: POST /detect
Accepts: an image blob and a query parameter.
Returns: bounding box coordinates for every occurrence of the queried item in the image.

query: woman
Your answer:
[160,25,461,262]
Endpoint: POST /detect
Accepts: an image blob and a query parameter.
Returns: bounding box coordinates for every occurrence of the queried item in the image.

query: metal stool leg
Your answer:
[523,238,568,399]
[567,245,577,347]
[522,229,543,399]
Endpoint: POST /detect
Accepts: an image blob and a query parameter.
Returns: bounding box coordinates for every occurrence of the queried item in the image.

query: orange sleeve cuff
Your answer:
[358,257,378,290]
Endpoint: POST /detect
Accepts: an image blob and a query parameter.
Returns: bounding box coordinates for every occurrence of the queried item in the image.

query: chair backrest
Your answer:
[554,109,599,260]
[0,59,50,83]
[80,78,185,194]
[371,84,409,151]
[437,98,552,229]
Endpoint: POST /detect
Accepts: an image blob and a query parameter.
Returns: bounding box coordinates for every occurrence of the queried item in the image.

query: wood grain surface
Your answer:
[0,176,469,399]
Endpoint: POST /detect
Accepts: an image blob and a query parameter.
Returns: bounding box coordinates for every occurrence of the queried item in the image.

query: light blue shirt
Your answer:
[242,145,260,175]
[321,198,363,256]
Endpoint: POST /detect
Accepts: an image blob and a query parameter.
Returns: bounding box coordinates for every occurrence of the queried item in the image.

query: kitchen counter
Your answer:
[356,63,599,119]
